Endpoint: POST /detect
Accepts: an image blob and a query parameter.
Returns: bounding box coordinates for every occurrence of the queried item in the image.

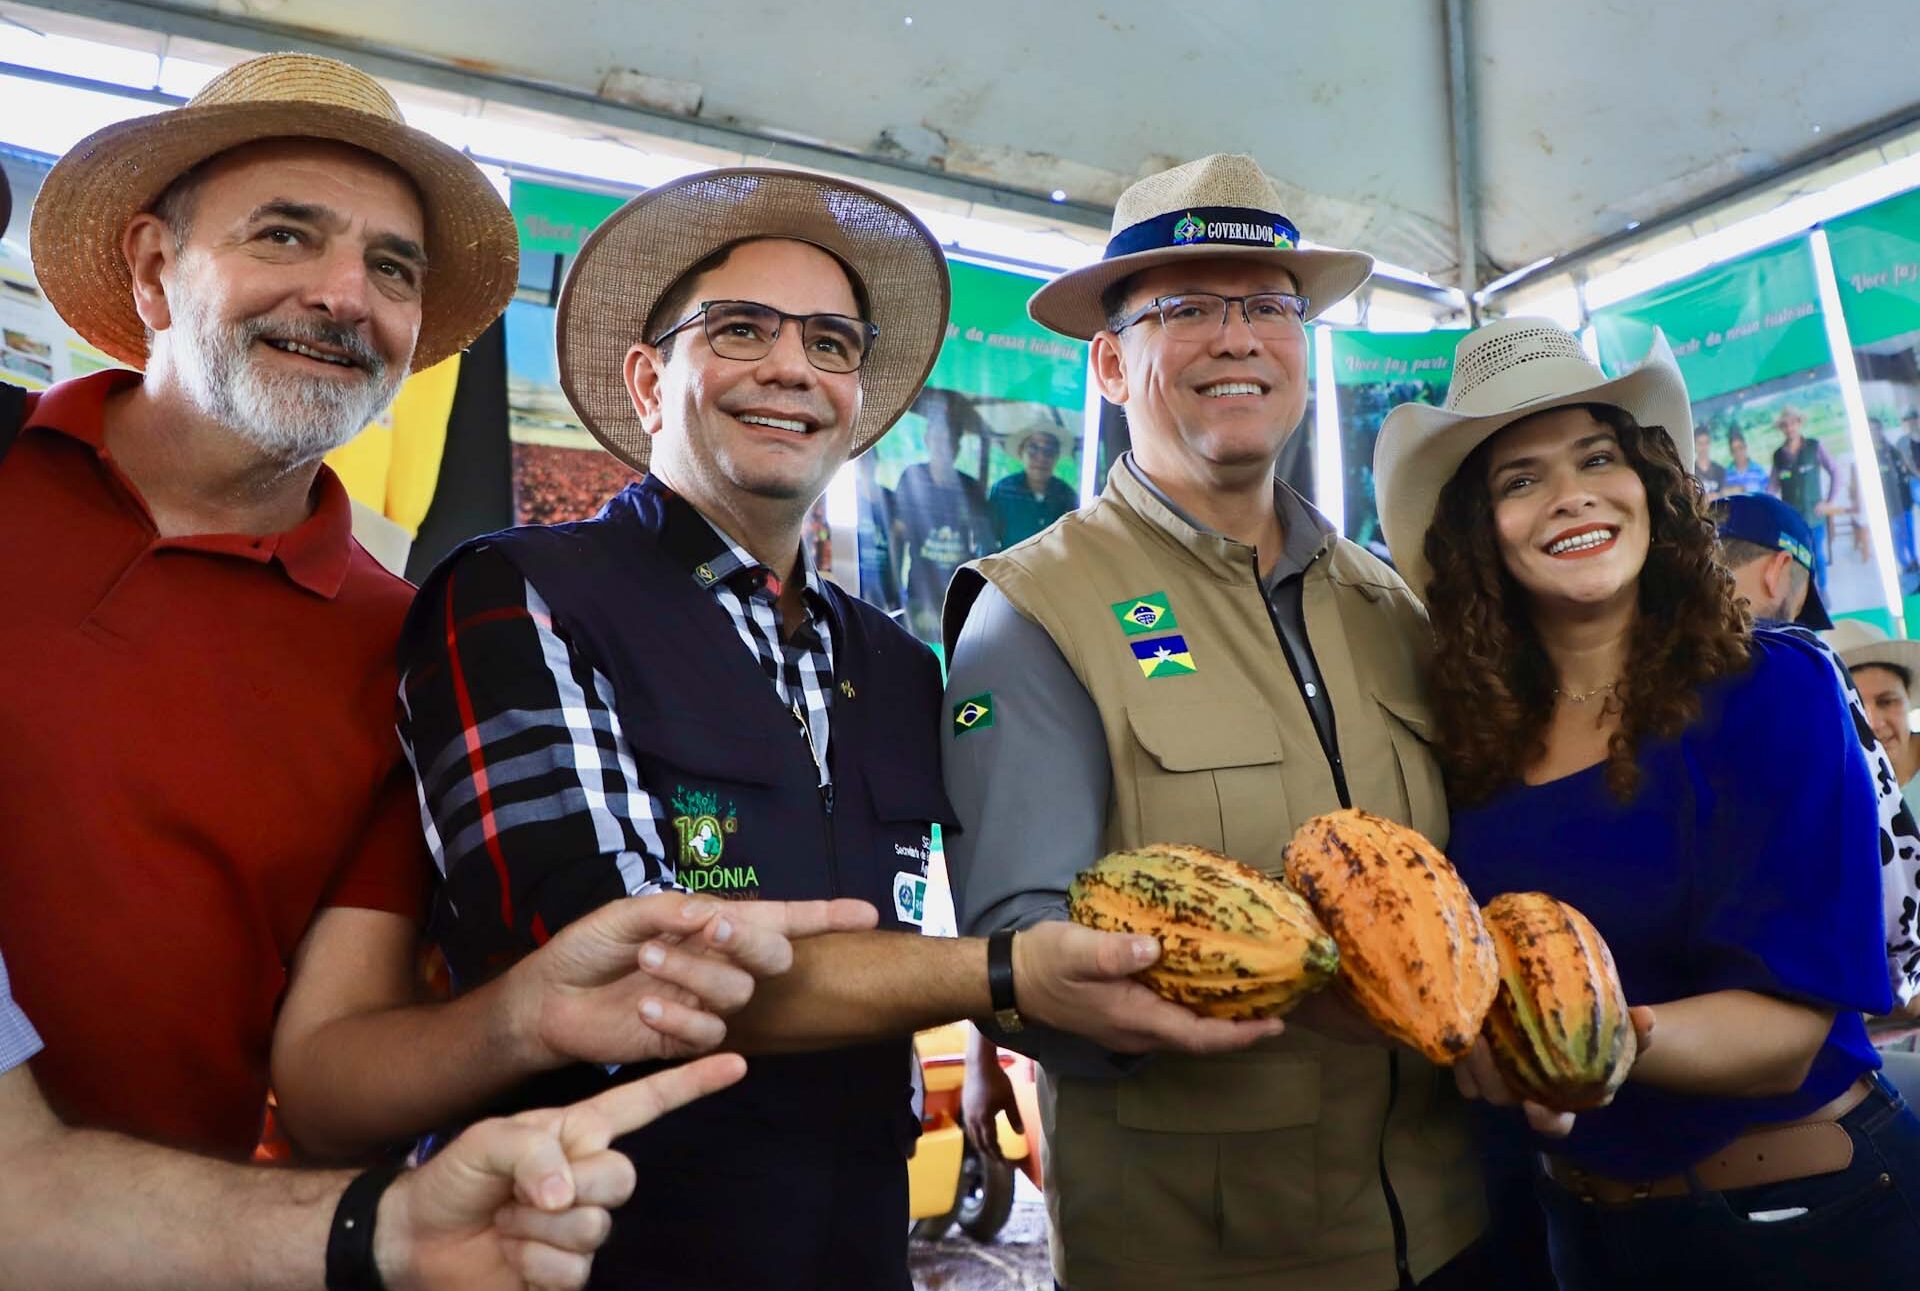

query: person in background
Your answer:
[1871,414,1920,574]
[1769,404,1837,590]
[894,386,997,640]
[1378,317,1917,1289]
[1693,428,1726,499]
[1722,427,1769,495]
[988,423,1078,546]
[1829,621,1920,827]
[1715,494,1920,1019]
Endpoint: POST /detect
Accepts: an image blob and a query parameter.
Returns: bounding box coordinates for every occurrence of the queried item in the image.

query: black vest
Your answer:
[414,480,953,1277]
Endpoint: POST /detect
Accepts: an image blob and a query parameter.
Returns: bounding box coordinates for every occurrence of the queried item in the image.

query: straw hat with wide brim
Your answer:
[1027,153,1374,340]
[1826,619,1920,685]
[1374,318,1693,601]
[30,52,518,373]
[556,167,949,474]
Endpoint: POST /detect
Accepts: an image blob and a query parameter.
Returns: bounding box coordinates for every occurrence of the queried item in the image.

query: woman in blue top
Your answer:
[1373,319,1920,1290]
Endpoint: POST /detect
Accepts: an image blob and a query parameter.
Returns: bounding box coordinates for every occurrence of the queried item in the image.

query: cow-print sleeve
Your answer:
[1779,624,1920,1006]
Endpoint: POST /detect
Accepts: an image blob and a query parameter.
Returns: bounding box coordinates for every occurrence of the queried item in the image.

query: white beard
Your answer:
[165,288,405,467]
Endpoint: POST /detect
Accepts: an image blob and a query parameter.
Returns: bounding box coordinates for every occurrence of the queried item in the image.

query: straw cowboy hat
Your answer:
[1006,420,1070,462]
[1027,153,1374,340]
[557,167,949,473]
[1374,317,1692,600]
[30,52,518,373]
[1825,619,1920,685]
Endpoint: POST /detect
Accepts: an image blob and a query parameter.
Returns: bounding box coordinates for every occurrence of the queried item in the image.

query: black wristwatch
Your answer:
[325,1162,403,1291]
[987,929,1024,1033]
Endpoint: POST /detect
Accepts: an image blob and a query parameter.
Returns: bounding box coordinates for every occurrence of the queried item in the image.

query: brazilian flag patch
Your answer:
[1111,591,1178,636]
[952,692,995,735]
[1130,634,1197,678]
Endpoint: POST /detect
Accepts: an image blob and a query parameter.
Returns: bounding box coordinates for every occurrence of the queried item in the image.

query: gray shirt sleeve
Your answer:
[942,581,1139,1078]
[0,948,44,1077]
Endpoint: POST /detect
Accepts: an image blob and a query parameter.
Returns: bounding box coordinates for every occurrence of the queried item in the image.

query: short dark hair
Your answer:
[1728,429,1747,447]
[645,238,871,360]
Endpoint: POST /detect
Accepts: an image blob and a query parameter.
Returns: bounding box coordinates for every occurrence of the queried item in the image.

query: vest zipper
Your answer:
[792,701,840,895]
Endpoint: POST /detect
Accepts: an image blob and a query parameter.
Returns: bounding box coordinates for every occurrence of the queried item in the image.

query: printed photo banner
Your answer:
[1328,328,1468,559]
[1592,239,1893,621]
[864,257,1089,642]
[1828,185,1920,621]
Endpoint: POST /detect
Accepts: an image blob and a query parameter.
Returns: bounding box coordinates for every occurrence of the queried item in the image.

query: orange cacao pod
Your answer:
[1282,809,1498,1063]
[1068,843,1338,1020]
[1481,892,1635,1112]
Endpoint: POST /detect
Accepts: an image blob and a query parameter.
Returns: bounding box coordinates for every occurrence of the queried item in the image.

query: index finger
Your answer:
[556,1053,748,1156]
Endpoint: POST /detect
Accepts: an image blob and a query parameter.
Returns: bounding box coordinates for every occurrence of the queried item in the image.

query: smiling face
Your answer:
[133,138,426,465]
[627,238,864,508]
[1091,258,1308,487]
[1484,405,1651,615]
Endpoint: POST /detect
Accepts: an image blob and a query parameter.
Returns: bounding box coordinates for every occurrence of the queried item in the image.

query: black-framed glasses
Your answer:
[1112,291,1310,340]
[651,299,879,374]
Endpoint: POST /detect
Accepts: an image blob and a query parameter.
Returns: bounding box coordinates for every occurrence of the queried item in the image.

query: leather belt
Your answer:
[1542,1074,1873,1204]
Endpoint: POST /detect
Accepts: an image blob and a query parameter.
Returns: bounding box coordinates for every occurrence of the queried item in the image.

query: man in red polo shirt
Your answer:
[0,50,873,1200]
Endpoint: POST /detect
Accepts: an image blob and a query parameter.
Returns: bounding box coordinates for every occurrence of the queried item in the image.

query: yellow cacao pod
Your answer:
[1482,892,1635,1112]
[1067,843,1338,1020]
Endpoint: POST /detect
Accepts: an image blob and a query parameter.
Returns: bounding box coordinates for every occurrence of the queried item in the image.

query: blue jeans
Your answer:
[1536,1074,1920,1290]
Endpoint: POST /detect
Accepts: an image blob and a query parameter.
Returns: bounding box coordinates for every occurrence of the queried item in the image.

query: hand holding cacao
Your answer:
[1067,843,1338,1020]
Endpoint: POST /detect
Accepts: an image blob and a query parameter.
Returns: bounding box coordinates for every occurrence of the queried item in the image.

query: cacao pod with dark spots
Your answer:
[1067,843,1338,1020]
[1482,892,1635,1112]
[1283,809,1498,1064]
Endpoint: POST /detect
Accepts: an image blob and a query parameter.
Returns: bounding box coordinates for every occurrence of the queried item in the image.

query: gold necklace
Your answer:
[1555,680,1617,705]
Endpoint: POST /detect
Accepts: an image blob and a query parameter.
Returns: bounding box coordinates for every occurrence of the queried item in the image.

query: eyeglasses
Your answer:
[651,300,879,374]
[1112,291,1310,340]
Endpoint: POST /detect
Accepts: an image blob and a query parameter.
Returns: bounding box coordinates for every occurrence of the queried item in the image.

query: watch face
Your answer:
[995,1006,1025,1034]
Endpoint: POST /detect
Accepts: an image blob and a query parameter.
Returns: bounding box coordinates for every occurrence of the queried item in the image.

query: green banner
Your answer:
[868,258,1088,641]
[1826,187,1920,348]
[513,179,625,257]
[1329,329,1467,549]
[1591,240,1829,402]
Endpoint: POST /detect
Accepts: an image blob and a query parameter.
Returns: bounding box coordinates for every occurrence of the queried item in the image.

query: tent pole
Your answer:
[1443,0,1481,326]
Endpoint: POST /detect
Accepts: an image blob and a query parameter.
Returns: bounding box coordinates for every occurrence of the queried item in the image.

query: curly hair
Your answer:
[1423,404,1751,805]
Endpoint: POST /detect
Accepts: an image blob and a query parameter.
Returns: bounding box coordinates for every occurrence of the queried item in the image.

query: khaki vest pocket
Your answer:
[1375,695,1448,846]
[1125,702,1288,861]
[1111,1052,1322,1262]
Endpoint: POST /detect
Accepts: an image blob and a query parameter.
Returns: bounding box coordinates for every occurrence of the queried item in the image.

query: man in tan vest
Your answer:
[941,155,1487,1291]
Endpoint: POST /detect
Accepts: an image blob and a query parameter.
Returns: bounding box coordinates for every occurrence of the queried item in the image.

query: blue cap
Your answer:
[1713,492,1832,630]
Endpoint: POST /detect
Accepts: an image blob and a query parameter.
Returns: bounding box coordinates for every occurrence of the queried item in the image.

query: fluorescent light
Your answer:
[1314,325,1344,535]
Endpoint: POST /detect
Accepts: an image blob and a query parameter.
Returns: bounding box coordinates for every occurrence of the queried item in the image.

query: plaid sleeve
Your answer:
[397,546,678,980]
[0,948,44,1076]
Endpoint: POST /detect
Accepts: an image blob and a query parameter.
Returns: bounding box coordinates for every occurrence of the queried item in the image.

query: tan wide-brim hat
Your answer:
[31,52,518,373]
[1374,318,1693,601]
[1027,153,1374,340]
[1006,420,1071,462]
[1826,618,1920,684]
[556,167,949,474]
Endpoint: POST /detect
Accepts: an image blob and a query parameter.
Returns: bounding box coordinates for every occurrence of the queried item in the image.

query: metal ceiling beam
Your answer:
[1480,94,1920,306]
[1442,0,1480,324]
